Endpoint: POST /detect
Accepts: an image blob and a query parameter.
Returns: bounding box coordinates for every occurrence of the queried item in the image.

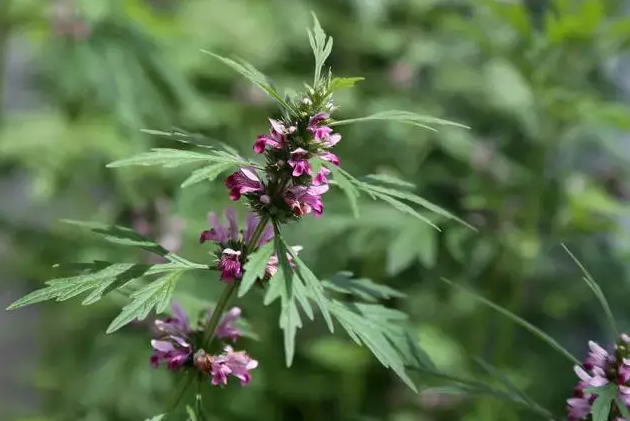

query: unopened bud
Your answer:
[260,195,271,204]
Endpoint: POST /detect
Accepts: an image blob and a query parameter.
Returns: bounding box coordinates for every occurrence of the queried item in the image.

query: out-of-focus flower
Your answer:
[150,302,193,371]
[195,347,259,387]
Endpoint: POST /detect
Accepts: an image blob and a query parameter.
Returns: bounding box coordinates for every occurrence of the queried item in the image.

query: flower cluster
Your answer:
[567,334,630,421]
[200,209,301,283]
[150,302,258,386]
[225,89,341,221]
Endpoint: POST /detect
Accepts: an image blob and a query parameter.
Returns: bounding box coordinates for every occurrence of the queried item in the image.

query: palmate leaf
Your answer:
[323,271,406,302]
[307,12,333,85]
[202,50,295,114]
[329,110,470,132]
[238,241,275,298]
[107,269,185,333]
[440,278,580,365]
[6,261,192,310]
[562,244,619,338]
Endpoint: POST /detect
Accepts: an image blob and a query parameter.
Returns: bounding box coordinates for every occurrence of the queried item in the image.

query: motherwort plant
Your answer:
[5,14,502,421]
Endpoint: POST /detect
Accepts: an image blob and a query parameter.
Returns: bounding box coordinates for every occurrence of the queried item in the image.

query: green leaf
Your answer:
[359,183,475,231]
[386,224,437,275]
[61,219,170,256]
[329,300,417,392]
[238,241,275,297]
[360,174,416,189]
[202,51,295,114]
[562,244,618,338]
[307,12,333,85]
[141,128,240,156]
[107,148,234,168]
[329,110,470,131]
[587,384,616,421]
[330,77,364,91]
[286,243,334,332]
[181,162,235,188]
[6,261,192,310]
[324,162,360,217]
[323,271,406,302]
[440,278,580,365]
[616,396,630,420]
[107,270,185,333]
[369,190,440,230]
[279,293,302,367]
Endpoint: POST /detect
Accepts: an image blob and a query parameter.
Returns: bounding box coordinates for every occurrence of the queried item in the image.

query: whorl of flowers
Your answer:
[199,208,301,284]
[150,302,258,387]
[225,85,341,221]
[567,334,630,421]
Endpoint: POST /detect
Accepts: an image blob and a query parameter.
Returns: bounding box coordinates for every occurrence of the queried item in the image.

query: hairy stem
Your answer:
[201,215,271,348]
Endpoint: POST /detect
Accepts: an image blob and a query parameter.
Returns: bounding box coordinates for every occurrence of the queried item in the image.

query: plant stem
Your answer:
[168,373,194,411]
[201,215,271,349]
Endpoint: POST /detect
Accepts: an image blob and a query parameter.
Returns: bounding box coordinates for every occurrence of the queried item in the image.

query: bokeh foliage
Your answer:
[3,0,630,420]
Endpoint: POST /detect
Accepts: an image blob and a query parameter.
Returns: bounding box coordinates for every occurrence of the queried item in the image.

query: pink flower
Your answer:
[218,248,243,282]
[308,113,341,147]
[205,306,242,342]
[567,396,591,421]
[150,302,193,371]
[313,167,331,186]
[265,245,303,278]
[195,347,259,387]
[317,151,340,166]
[285,184,329,217]
[288,148,312,177]
[225,167,264,201]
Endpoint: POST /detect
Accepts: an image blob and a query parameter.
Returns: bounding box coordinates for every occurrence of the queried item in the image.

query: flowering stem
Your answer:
[167,373,194,411]
[201,215,271,348]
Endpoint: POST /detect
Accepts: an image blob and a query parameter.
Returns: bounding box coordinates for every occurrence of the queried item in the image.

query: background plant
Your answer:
[2,1,630,421]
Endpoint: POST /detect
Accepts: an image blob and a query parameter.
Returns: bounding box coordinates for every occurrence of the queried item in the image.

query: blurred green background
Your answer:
[2,0,630,420]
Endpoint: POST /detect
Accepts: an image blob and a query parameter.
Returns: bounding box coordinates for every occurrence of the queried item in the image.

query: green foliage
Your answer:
[306,12,333,85]
[237,241,275,297]
[107,269,184,333]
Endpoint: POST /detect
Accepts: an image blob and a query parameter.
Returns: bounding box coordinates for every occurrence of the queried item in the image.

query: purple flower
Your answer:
[317,151,340,166]
[567,335,630,420]
[285,184,329,217]
[194,347,259,387]
[200,209,275,283]
[313,167,331,186]
[218,248,243,282]
[214,307,242,342]
[150,302,193,371]
[308,113,341,147]
[288,148,312,177]
[225,167,265,201]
